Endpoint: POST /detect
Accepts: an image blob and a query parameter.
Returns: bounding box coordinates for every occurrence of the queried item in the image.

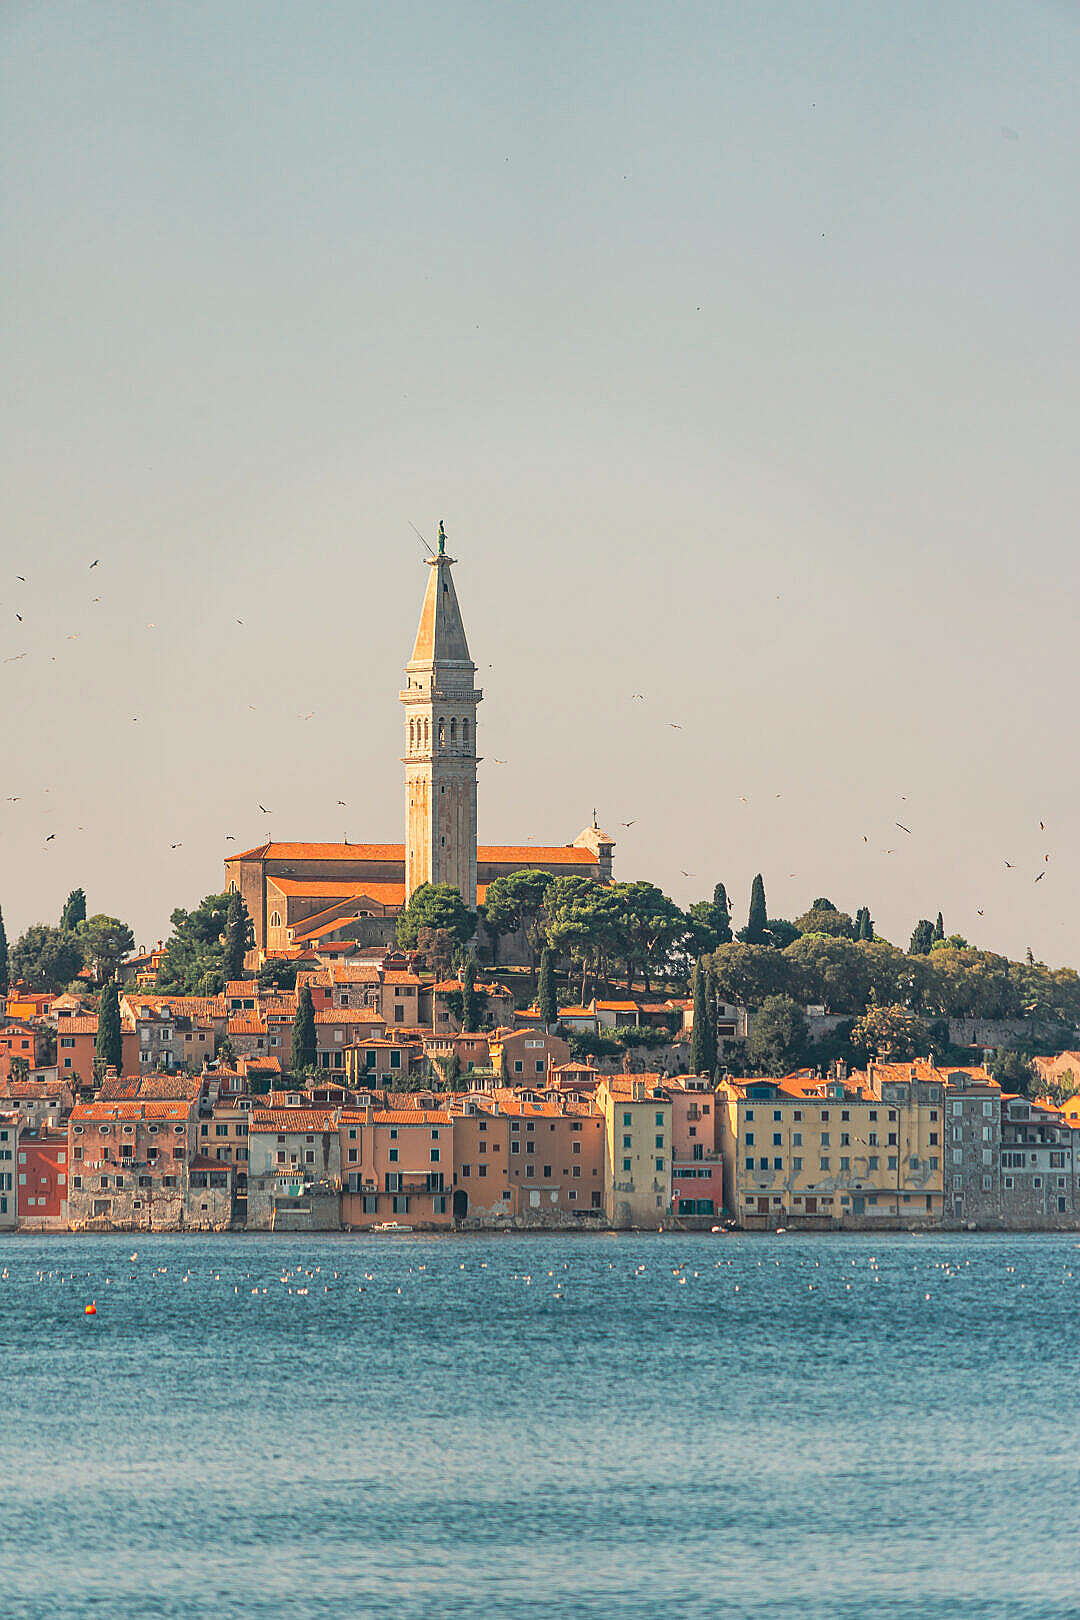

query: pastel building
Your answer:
[596,1075,672,1229]
[16,1126,68,1229]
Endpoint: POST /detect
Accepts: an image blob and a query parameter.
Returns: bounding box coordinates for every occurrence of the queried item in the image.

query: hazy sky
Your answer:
[3,1,1078,963]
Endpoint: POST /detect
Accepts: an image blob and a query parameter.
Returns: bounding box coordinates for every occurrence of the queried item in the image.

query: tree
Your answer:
[157,893,232,994]
[747,995,808,1076]
[95,980,123,1075]
[293,985,317,1071]
[612,881,684,992]
[708,943,801,1010]
[221,890,253,983]
[712,883,733,945]
[762,918,800,949]
[480,870,554,968]
[989,1047,1034,1094]
[851,999,920,1061]
[415,926,456,977]
[78,914,135,983]
[0,904,8,995]
[538,948,556,1027]
[686,901,723,956]
[256,958,299,991]
[909,919,935,956]
[10,924,84,992]
[9,1055,29,1082]
[543,876,625,1002]
[460,955,477,1033]
[396,884,476,952]
[855,906,874,942]
[744,874,768,945]
[794,898,854,939]
[934,912,945,942]
[60,888,87,931]
[1031,1067,1080,1107]
[690,958,715,1075]
[217,1034,236,1067]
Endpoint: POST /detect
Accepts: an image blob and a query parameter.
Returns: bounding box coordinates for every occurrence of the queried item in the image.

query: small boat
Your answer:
[372,1221,414,1234]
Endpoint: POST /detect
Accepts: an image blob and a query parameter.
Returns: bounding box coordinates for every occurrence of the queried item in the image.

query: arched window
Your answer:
[450,718,457,745]
[228,880,239,894]
[269,910,282,929]
[409,718,415,750]
[438,718,446,748]
[462,717,470,748]
[423,718,429,748]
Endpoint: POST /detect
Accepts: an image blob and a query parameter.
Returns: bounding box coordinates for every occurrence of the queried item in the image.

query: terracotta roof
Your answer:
[225,981,258,997]
[99,1074,204,1102]
[479,846,598,866]
[315,1008,384,1024]
[371,1109,453,1126]
[232,841,599,867]
[70,1100,192,1121]
[383,971,423,987]
[250,1108,340,1132]
[52,1015,99,1035]
[227,1018,267,1035]
[189,1153,234,1171]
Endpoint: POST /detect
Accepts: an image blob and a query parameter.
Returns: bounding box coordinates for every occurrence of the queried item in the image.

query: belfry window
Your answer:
[449,718,457,745]
[269,911,282,928]
[462,718,470,748]
[438,719,445,748]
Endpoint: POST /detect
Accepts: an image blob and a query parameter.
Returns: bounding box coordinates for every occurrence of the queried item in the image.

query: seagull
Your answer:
[15,613,22,622]
[862,835,868,843]
[3,652,26,662]
[493,758,508,765]
[6,796,19,802]
[225,835,236,841]
[680,870,695,877]
[45,833,55,842]
[632,693,646,701]
[170,842,183,850]
[977,909,984,916]
[1034,872,1046,884]
[89,559,99,569]
[298,712,314,721]
[621,820,637,827]
[738,796,749,804]
[337,800,347,806]
[667,722,683,730]
[258,804,271,814]
[896,823,912,835]
[15,576,25,582]
[1004,861,1014,869]
[1040,820,1045,830]
[235,619,244,625]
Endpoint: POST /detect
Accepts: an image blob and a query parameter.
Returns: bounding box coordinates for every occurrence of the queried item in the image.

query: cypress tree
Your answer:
[745,874,768,944]
[95,979,122,1075]
[538,948,557,1027]
[934,911,945,942]
[293,984,317,1072]
[712,883,733,945]
[856,906,874,941]
[690,957,715,1075]
[706,962,719,1075]
[60,888,87,931]
[909,919,935,956]
[460,955,477,1033]
[0,903,8,995]
[222,890,252,983]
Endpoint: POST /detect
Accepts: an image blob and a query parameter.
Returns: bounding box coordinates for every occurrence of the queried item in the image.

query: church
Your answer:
[225,525,614,956]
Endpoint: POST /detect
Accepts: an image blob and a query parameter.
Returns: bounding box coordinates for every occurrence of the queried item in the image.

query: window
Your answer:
[623,1113,632,1126]
[819,1158,830,1172]
[746,1132,755,1146]
[623,1158,632,1172]
[389,1148,398,1163]
[773,1157,783,1171]
[772,1133,782,1147]
[773,1110,782,1122]
[655,1112,664,1125]
[745,1158,754,1171]
[655,1158,664,1171]
[821,1133,830,1148]
[887,1156,898,1171]
[792,1157,802,1171]
[982,1175,992,1190]
[654,1134,664,1149]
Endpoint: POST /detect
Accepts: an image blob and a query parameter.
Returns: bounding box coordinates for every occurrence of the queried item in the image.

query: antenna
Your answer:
[409,522,436,559]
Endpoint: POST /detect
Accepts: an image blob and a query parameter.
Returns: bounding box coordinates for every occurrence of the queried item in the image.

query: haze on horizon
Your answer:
[2,1,1078,966]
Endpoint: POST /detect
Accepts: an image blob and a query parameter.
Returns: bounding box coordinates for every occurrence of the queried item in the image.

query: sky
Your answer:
[2,0,1078,963]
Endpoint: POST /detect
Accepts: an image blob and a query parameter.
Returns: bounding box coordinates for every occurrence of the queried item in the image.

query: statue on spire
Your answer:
[438,520,447,556]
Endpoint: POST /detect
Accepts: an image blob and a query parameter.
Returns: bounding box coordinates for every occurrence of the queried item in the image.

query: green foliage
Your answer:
[256,958,299,990]
[222,890,253,983]
[567,1029,620,1061]
[10,924,84,992]
[538,948,556,1027]
[609,1024,671,1049]
[709,942,801,1009]
[613,880,686,991]
[95,980,123,1074]
[481,869,554,964]
[934,912,945,941]
[416,926,456,977]
[855,906,874,942]
[78,914,135,983]
[396,884,476,951]
[989,1047,1034,1093]
[690,957,715,1075]
[744,874,768,945]
[686,900,724,955]
[0,904,8,995]
[909,919,935,956]
[460,955,477,1032]
[1032,1067,1080,1107]
[543,876,624,1001]
[10,1055,29,1082]
[747,995,808,1075]
[158,893,231,995]
[794,898,854,939]
[217,1034,236,1066]
[444,985,489,1028]
[60,888,87,931]
[850,1000,921,1061]
[712,883,733,944]
[292,985,317,1071]
[761,918,800,949]
[931,934,968,952]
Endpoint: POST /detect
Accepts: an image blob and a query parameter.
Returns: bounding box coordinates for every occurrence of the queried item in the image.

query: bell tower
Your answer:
[400,522,482,906]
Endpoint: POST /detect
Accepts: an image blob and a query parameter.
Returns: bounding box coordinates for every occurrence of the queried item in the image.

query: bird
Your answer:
[631,693,646,701]
[493,758,508,765]
[15,576,25,582]
[1034,872,1046,884]
[258,804,271,814]
[680,870,695,877]
[1040,820,1045,830]
[1004,861,1014,869]
[298,712,314,721]
[337,800,347,806]
[896,823,912,835]
[89,559,99,569]
[170,842,182,850]
[3,653,26,662]
[45,834,55,842]
[235,619,244,626]
[667,722,683,730]
[1044,853,1050,863]
[738,796,749,804]
[621,819,637,827]
[15,613,22,622]
[862,835,868,843]
[91,596,101,603]
[225,835,236,841]
[5,796,19,802]
[977,908,984,916]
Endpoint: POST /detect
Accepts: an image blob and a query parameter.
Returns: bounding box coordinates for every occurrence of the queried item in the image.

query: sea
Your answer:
[0,1230,1077,1620]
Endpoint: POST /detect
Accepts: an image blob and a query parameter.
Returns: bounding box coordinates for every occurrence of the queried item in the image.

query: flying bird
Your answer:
[493,758,508,765]
[977,909,984,916]
[1003,861,1014,869]
[631,693,646,701]
[6,796,20,802]
[15,613,22,622]
[896,823,912,835]
[667,722,683,730]
[680,870,695,877]
[225,835,236,841]
[15,576,25,582]
[337,800,347,806]
[1039,820,1045,830]
[258,804,271,814]
[298,712,315,720]
[45,834,55,842]
[621,820,637,827]
[3,653,26,662]
[89,559,99,569]
[170,842,183,850]
[1034,872,1045,884]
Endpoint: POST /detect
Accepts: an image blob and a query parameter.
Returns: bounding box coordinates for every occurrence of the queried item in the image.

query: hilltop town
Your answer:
[3,530,1080,1235]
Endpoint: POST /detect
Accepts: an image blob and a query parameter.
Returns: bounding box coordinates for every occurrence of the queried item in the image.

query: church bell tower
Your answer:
[400,523,482,906]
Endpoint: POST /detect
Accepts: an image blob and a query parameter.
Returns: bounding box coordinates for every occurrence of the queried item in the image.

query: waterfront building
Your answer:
[667,1075,724,1218]
[246,1106,342,1230]
[941,1069,1003,1225]
[0,1111,17,1229]
[596,1075,672,1228]
[497,1088,605,1220]
[998,1094,1079,1227]
[340,1106,454,1227]
[15,1125,68,1229]
[66,1099,198,1229]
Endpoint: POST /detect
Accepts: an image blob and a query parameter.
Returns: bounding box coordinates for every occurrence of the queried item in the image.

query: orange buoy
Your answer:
[84,1302,96,1316]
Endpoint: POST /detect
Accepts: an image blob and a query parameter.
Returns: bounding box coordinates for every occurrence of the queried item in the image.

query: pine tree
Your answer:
[0,903,8,995]
[60,888,87,931]
[538,948,557,1027]
[460,955,477,1032]
[95,979,122,1076]
[222,890,252,983]
[712,882,733,945]
[745,874,768,944]
[690,957,715,1075]
[934,912,945,942]
[909,919,935,956]
[293,985,317,1072]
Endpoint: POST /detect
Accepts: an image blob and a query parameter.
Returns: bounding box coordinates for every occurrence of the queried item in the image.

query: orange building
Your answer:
[340,1107,454,1227]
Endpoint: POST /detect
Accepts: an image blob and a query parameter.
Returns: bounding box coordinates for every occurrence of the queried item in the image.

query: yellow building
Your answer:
[596,1075,671,1229]
[717,1063,947,1228]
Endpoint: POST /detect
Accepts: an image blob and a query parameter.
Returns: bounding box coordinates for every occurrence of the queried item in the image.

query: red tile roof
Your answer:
[249,1108,339,1131]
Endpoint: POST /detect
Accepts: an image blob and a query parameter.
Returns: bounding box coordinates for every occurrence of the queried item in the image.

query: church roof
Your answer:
[408,551,472,667]
[234,841,598,868]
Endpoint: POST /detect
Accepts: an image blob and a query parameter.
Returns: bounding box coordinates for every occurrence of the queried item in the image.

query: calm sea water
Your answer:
[1,1230,1077,1620]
